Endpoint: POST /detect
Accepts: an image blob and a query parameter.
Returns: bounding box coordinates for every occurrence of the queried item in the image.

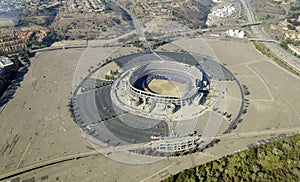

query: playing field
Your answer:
[146,79,187,98]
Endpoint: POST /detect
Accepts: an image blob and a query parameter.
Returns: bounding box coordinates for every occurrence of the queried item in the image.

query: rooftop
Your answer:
[0,57,13,68]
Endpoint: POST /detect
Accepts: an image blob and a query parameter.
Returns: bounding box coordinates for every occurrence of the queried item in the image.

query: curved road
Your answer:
[110,0,165,61]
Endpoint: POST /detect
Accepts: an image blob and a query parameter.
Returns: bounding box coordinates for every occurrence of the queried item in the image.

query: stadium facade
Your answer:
[113,61,209,115]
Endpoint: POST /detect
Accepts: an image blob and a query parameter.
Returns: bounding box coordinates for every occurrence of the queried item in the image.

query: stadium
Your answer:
[112,60,209,116]
[72,51,241,159]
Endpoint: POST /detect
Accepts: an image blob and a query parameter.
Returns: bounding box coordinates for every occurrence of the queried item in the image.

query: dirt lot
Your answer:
[206,40,264,66]
[0,49,89,172]
[147,79,187,98]
[97,62,120,80]
[223,81,243,120]
[207,39,300,133]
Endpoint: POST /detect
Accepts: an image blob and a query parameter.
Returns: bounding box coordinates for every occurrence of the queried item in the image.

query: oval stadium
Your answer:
[128,61,205,106]
[111,60,210,118]
[71,51,242,160]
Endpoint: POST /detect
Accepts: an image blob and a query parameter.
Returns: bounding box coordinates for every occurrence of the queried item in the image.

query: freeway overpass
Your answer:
[248,38,278,43]
[239,0,300,73]
[29,45,88,54]
[240,21,263,27]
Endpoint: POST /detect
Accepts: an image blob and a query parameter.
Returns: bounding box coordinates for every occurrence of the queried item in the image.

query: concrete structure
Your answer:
[126,61,206,108]
[0,57,13,68]
[110,58,211,121]
[211,4,236,17]
[226,29,246,38]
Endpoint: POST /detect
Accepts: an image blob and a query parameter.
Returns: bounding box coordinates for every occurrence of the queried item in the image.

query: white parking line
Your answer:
[16,142,31,169]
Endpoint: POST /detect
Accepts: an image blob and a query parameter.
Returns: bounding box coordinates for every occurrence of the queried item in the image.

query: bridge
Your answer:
[29,45,88,54]
[240,21,263,27]
[248,38,278,43]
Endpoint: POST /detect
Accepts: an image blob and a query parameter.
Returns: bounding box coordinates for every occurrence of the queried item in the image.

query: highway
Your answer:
[110,0,168,61]
[109,0,147,46]
[248,38,278,43]
[239,0,300,73]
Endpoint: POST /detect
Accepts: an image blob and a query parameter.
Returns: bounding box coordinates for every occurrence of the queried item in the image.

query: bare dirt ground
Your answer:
[142,18,190,35]
[72,46,118,88]
[0,49,89,172]
[0,47,179,182]
[0,18,14,27]
[108,46,142,60]
[207,39,300,133]
[223,81,242,120]
[97,62,120,80]
[155,43,183,52]
[96,47,140,79]
[206,40,263,66]
[147,79,187,98]
[194,112,210,133]
[51,40,87,46]
[172,38,217,59]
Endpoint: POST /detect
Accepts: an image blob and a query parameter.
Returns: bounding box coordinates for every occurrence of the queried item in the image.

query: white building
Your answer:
[211,4,236,17]
[237,31,245,38]
[226,29,246,38]
[0,57,13,68]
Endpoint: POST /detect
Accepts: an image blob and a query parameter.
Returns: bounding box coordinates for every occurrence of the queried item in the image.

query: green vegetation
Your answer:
[279,38,300,58]
[80,81,112,92]
[105,69,118,80]
[151,39,171,50]
[20,3,60,27]
[132,40,144,48]
[278,3,300,59]
[258,13,275,21]
[280,38,295,50]
[290,2,300,12]
[170,0,211,29]
[163,134,300,182]
[240,15,247,21]
[25,33,45,49]
[115,60,123,68]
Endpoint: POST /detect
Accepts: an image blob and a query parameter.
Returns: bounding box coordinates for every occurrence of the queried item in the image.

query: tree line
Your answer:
[163,134,300,182]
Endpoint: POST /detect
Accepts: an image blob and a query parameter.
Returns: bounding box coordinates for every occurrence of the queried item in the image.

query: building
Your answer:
[0,57,13,68]
[122,61,207,113]
[226,29,246,38]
